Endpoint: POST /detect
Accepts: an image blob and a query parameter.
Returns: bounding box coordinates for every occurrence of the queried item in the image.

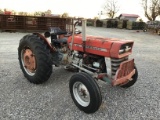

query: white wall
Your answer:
[120,16,137,21]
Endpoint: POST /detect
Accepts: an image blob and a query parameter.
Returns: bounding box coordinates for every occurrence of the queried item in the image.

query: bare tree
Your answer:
[0,8,4,14]
[142,0,160,21]
[103,0,119,18]
[62,12,69,18]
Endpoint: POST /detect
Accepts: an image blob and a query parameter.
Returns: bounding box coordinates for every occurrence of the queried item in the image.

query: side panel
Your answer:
[68,35,134,58]
[68,35,112,57]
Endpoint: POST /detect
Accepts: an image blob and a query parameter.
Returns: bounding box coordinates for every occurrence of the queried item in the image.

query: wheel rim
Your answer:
[73,81,90,107]
[21,48,36,76]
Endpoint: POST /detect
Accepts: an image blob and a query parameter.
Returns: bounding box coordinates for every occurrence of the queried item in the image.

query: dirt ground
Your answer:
[0,27,160,120]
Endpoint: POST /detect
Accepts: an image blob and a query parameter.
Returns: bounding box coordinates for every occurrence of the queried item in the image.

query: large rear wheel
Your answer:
[18,34,52,84]
[69,72,102,113]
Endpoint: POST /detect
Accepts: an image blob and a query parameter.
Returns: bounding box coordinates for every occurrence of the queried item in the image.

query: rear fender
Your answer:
[33,33,55,52]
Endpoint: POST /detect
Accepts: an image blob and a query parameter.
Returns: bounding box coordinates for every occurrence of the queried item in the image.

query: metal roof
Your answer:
[119,14,139,18]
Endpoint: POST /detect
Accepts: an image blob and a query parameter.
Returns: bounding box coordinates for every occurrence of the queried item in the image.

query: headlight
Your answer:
[119,43,132,54]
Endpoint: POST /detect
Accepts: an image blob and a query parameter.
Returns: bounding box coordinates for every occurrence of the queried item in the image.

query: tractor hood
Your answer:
[68,35,134,58]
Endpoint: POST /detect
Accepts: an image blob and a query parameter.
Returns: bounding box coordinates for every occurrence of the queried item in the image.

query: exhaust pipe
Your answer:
[82,19,87,52]
[82,19,86,42]
[71,19,87,52]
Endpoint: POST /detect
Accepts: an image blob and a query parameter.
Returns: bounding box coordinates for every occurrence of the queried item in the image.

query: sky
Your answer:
[0,0,153,21]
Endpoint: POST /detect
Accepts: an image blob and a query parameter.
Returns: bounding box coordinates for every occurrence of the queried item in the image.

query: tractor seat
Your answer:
[51,37,68,44]
[44,27,67,38]
[49,27,67,35]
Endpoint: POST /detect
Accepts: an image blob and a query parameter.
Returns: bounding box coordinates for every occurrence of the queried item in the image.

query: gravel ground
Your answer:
[0,27,160,120]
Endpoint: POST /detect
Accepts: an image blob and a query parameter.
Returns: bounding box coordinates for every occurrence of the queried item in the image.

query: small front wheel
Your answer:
[120,66,138,88]
[69,72,102,113]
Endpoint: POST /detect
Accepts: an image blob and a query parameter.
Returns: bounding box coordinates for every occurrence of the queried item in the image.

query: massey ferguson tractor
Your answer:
[18,19,138,113]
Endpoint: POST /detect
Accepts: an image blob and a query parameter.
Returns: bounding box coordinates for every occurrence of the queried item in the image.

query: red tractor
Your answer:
[18,19,138,113]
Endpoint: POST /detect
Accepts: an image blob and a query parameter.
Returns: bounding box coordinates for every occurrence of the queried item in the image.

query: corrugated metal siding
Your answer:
[0,14,74,32]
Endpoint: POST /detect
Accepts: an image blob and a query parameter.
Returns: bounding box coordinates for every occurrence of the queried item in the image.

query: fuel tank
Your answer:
[67,34,134,58]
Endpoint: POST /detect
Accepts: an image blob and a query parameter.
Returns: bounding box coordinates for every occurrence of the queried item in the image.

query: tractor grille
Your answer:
[116,59,134,79]
[111,57,128,76]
